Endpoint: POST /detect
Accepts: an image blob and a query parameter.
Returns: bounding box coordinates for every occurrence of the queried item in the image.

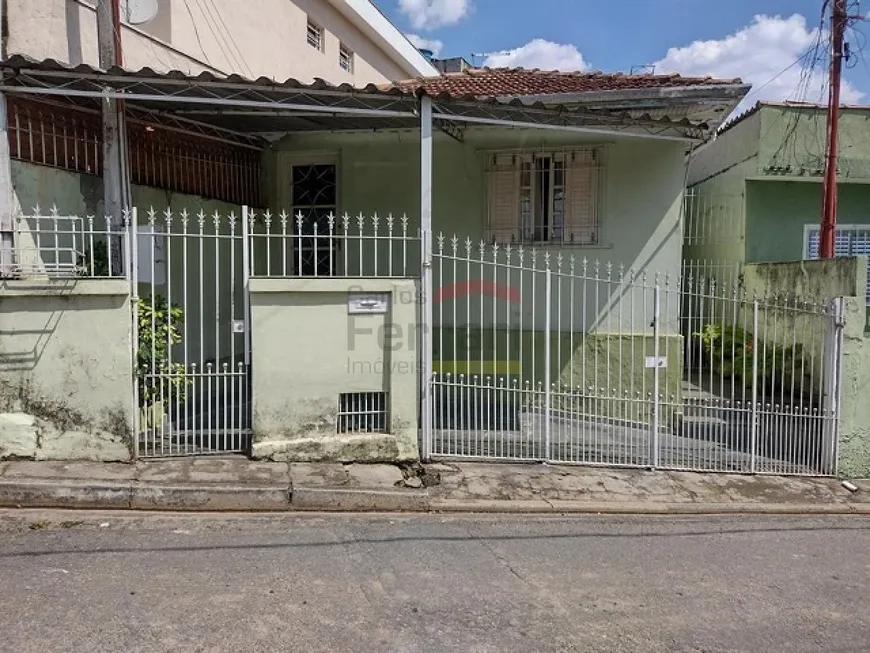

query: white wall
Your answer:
[7,0,416,84]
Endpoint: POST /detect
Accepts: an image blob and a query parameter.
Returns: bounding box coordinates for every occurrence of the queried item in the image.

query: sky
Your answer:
[379,0,870,113]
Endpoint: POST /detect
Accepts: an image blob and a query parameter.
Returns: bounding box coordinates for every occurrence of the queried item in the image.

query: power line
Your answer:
[202,0,253,77]
[192,0,252,77]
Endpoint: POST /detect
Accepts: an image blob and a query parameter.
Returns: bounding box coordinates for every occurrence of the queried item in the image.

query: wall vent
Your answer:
[337,392,388,434]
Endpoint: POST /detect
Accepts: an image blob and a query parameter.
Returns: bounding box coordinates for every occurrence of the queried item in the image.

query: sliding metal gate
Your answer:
[427,236,844,476]
[135,208,251,457]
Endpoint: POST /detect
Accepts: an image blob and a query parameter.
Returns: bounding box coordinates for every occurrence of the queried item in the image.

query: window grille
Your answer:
[486,149,602,245]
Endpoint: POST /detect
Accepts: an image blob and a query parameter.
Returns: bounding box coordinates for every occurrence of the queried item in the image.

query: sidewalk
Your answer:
[0,458,868,514]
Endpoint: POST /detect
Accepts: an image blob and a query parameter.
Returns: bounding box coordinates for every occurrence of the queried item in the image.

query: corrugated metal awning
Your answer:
[0,56,747,141]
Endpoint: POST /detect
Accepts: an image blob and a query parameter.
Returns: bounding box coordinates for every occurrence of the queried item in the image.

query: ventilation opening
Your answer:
[337,392,388,434]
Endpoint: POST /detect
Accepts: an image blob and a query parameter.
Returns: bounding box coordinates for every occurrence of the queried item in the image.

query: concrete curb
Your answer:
[0,480,293,512]
[291,486,429,512]
[1,479,869,515]
[428,498,870,515]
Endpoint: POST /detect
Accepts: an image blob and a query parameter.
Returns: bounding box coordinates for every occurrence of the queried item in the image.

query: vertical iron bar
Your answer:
[751,300,759,473]
[544,267,552,462]
[651,285,661,470]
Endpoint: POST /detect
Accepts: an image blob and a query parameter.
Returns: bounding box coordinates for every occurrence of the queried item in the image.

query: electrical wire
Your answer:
[202,0,254,78]
[767,3,831,168]
[181,0,212,67]
[191,0,251,77]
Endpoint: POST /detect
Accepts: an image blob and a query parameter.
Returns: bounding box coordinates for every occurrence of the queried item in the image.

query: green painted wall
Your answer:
[266,127,688,334]
[743,257,870,478]
[10,161,244,365]
[685,105,870,281]
[249,278,419,462]
[0,280,133,462]
[759,106,870,180]
[745,179,870,263]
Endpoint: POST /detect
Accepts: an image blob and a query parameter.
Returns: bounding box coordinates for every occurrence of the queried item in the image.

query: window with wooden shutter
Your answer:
[485,148,601,245]
[563,149,600,244]
[486,153,520,243]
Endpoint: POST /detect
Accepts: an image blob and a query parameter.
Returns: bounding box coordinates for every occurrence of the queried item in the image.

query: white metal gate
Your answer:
[134,208,251,457]
[426,236,844,476]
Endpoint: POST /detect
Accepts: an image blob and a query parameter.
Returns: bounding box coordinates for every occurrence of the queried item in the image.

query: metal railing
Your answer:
[247,210,421,278]
[428,234,843,476]
[9,207,129,278]
[135,208,251,457]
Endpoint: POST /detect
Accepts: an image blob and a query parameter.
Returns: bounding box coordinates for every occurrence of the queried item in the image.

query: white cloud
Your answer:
[483,39,589,72]
[398,0,471,30]
[406,33,444,58]
[654,14,865,114]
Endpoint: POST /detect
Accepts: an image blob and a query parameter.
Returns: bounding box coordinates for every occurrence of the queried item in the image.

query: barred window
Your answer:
[307,19,324,51]
[805,224,870,305]
[339,44,354,73]
[486,149,602,245]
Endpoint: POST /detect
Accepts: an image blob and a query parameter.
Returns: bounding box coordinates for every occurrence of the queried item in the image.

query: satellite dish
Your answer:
[121,0,159,25]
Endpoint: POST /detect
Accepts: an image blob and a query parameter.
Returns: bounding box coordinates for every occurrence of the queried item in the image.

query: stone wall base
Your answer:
[0,412,131,462]
[251,432,419,463]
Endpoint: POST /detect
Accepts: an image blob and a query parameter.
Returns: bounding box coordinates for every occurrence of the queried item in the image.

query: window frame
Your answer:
[486,148,603,246]
[306,18,324,52]
[803,222,870,305]
[339,43,354,73]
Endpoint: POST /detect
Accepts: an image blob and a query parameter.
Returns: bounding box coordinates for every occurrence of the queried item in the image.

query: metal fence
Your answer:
[134,208,251,457]
[10,207,845,474]
[427,234,843,476]
[247,209,421,278]
[8,207,129,278]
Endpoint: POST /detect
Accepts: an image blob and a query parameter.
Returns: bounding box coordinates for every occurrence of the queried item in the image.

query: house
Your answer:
[34,58,870,479]
[685,101,870,298]
[5,0,437,83]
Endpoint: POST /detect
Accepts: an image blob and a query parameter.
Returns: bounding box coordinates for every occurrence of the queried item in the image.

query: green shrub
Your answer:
[693,323,805,393]
[137,296,190,407]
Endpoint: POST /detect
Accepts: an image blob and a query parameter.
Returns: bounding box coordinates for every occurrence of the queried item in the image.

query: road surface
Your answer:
[0,511,868,652]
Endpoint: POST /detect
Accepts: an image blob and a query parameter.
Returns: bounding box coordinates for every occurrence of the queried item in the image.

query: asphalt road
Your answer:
[1,511,869,652]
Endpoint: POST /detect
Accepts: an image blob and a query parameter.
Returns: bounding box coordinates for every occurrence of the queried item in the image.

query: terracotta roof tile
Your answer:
[386,67,743,98]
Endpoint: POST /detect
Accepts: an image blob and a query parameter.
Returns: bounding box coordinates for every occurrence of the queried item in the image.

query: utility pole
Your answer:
[97,0,126,273]
[819,0,848,258]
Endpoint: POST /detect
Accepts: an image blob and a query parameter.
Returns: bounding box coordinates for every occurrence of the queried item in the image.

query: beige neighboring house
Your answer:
[6,0,437,83]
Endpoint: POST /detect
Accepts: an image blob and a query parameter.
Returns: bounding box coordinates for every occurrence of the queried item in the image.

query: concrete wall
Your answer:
[10,161,245,365]
[688,109,762,189]
[266,127,688,335]
[684,108,760,283]
[758,105,870,180]
[249,277,419,462]
[684,104,870,283]
[8,0,414,84]
[745,179,870,263]
[743,257,870,478]
[0,279,133,461]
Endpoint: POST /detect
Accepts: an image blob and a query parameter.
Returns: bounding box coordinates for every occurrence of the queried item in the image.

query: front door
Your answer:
[291,163,337,276]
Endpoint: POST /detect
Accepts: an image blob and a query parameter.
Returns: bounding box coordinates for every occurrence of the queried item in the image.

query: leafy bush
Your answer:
[79,240,111,277]
[693,323,805,392]
[137,296,190,407]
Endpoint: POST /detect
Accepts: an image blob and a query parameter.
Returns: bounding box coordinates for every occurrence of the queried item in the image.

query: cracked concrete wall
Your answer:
[249,278,419,463]
[0,280,133,461]
[743,257,870,477]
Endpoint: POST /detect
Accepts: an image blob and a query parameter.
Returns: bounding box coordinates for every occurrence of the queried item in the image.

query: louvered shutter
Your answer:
[486,153,520,243]
[805,225,870,304]
[563,149,600,244]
